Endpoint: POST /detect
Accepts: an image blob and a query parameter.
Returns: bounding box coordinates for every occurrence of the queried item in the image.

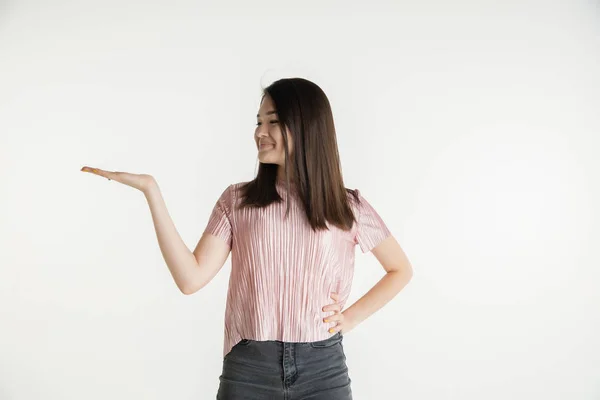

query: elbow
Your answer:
[180,282,200,295]
[394,264,413,283]
[178,262,207,295]
[180,285,194,295]
[404,264,414,280]
[405,263,413,276]
[179,276,207,295]
[406,271,413,284]
[178,278,196,295]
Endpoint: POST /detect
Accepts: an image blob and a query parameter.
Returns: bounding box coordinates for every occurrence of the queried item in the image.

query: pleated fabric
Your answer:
[203,179,391,358]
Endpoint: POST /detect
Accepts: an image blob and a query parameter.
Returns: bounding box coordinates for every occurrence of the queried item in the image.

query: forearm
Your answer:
[144,180,198,293]
[342,270,412,332]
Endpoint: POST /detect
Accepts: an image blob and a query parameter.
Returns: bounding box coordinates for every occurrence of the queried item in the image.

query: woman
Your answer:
[81,77,413,399]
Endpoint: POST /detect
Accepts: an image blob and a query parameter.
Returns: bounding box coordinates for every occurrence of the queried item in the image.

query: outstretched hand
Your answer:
[81,166,156,193]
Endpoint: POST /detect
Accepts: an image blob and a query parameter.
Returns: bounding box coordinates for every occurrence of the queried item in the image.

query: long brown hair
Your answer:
[238,77,359,233]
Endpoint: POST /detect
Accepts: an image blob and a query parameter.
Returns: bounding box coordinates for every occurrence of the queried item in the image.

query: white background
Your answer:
[1,0,599,399]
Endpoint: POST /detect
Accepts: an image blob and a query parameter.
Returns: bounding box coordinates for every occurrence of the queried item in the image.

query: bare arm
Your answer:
[323,235,413,334]
[82,166,231,294]
[144,180,230,294]
[342,235,413,331]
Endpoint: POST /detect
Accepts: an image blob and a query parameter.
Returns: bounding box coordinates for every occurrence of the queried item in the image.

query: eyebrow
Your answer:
[256,110,278,118]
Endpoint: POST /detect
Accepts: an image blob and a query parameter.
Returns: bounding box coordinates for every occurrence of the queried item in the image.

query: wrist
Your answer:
[342,310,358,333]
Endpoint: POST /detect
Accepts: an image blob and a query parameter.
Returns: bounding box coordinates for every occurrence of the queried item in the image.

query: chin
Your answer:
[258,156,275,164]
[258,157,283,166]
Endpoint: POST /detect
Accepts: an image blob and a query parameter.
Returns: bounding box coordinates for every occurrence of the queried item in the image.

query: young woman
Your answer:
[81,77,413,399]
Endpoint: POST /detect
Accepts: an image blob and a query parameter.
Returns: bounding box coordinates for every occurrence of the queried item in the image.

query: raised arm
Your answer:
[81,166,230,294]
[144,182,231,294]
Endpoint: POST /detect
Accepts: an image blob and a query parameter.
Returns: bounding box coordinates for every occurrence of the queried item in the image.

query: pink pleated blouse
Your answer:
[203,179,392,358]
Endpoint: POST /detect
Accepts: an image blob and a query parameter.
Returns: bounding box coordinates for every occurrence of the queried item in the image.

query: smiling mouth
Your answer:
[259,144,274,150]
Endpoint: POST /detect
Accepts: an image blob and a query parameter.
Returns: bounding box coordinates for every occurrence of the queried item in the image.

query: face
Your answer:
[255,95,293,167]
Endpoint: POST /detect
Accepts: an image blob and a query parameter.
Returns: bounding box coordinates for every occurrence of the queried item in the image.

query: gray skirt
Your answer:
[217,332,353,399]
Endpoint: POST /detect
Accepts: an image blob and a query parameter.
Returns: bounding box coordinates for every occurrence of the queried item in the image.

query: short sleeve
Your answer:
[203,184,233,248]
[354,189,392,253]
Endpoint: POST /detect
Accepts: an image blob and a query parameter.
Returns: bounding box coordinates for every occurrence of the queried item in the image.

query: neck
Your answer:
[276,168,291,183]
[275,171,297,190]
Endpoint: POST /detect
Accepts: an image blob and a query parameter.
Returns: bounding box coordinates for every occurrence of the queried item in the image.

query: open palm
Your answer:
[81,166,155,193]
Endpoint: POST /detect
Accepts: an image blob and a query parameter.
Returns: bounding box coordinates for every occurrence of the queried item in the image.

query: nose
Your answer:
[256,129,269,140]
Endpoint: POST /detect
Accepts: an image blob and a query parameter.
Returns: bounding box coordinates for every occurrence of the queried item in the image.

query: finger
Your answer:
[322,303,342,313]
[323,313,343,323]
[81,167,115,181]
[81,166,107,176]
[330,292,339,300]
[328,322,342,334]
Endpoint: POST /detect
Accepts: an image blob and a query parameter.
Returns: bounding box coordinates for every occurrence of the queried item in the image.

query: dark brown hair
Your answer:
[238,77,359,233]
